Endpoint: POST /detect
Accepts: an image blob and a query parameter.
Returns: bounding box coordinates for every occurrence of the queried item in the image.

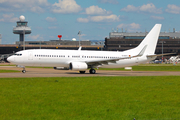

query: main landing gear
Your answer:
[89,69,96,74]
[79,69,96,74]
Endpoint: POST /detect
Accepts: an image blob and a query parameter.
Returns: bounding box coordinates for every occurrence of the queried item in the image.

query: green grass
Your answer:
[139,63,180,66]
[132,65,180,71]
[0,69,20,73]
[0,76,180,119]
[99,64,180,71]
[0,65,16,66]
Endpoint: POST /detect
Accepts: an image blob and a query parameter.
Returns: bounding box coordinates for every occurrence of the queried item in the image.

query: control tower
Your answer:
[13,15,31,42]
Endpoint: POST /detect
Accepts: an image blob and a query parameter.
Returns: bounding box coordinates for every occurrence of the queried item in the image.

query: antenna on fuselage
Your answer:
[78,46,82,51]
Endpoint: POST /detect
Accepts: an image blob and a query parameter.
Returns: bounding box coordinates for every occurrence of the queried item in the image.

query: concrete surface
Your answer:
[0,66,179,78]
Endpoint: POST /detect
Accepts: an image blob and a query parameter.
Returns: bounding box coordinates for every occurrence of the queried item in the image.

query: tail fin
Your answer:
[125,24,162,55]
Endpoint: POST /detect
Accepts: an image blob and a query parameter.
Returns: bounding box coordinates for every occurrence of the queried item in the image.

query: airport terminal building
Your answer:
[16,40,91,46]
[105,30,180,58]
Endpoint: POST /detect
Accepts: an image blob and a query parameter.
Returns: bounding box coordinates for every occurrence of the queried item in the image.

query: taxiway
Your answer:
[0,66,179,78]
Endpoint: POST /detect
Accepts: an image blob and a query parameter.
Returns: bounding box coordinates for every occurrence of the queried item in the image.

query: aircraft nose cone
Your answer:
[7,56,13,63]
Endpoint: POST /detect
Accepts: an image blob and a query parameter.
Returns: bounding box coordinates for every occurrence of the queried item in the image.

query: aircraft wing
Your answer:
[85,55,137,67]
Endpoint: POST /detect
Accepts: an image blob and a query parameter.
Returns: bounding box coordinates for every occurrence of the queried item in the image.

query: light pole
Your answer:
[78,31,81,47]
[159,41,166,62]
[0,34,2,44]
[23,29,25,50]
[40,39,41,49]
[101,41,104,51]
[98,40,104,51]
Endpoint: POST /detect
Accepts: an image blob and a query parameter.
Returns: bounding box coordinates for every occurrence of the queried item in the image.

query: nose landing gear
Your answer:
[16,65,26,73]
[22,67,26,73]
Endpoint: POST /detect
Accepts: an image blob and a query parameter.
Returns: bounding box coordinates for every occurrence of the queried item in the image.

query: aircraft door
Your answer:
[28,51,33,60]
[136,58,139,63]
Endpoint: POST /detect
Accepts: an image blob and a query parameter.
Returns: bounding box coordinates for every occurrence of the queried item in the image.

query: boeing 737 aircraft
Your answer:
[7,24,169,74]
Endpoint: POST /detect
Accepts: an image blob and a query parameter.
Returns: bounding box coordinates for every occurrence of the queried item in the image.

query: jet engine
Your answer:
[69,62,88,71]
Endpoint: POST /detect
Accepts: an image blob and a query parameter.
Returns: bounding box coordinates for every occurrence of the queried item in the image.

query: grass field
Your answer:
[0,76,180,119]
[0,69,20,73]
[96,63,180,71]
[99,65,180,71]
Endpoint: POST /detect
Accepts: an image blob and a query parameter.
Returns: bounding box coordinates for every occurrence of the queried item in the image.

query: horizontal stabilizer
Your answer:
[147,53,176,57]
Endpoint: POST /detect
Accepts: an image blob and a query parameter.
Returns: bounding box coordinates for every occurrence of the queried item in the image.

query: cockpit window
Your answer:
[14,54,22,56]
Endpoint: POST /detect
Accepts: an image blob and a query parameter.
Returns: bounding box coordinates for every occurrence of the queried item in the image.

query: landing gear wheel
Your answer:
[89,69,96,74]
[22,70,26,73]
[79,71,86,74]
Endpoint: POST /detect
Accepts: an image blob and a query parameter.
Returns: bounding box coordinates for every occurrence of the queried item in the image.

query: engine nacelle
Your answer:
[69,62,88,71]
[54,67,69,70]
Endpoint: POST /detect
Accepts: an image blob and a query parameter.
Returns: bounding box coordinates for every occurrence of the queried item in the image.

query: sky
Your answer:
[0,0,180,44]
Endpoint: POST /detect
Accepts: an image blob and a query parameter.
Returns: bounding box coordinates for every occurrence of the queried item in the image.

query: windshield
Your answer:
[14,53,22,56]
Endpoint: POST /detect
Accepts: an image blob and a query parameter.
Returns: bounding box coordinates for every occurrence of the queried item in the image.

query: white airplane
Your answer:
[7,24,170,74]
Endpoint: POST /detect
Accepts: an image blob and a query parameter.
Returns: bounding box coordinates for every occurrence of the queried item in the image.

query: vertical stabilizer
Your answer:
[125,24,162,55]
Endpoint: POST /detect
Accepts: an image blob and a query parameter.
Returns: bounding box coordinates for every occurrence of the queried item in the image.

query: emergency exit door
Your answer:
[28,51,33,60]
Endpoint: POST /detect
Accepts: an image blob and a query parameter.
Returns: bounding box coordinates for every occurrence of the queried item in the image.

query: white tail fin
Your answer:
[125,24,162,55]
